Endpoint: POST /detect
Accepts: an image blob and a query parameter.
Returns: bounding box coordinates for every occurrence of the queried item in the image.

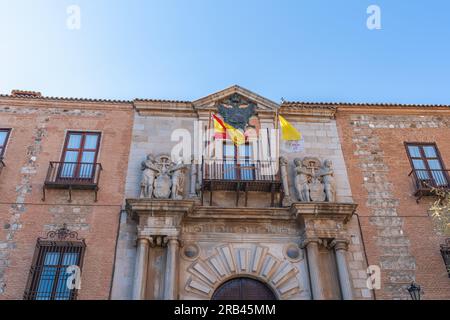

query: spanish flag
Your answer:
[212,114,246,145]
[279,115,301,141]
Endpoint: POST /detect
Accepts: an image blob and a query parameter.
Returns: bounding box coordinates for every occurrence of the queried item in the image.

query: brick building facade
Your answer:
[336,105,450,299]
[0,91,133,299]
[0,87,448,300]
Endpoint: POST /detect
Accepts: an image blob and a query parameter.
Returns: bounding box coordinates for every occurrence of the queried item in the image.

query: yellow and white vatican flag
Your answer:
[279,115,301,141]
[276,113,303,154]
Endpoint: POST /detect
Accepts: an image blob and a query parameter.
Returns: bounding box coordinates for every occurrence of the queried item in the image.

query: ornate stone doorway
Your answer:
[211,277,277,300]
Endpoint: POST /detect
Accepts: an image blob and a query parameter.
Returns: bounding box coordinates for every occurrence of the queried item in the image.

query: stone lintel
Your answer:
[280,107,336,120]
[126,198,196,222]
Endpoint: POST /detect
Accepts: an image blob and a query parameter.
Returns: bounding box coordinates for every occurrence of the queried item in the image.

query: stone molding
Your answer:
[291,202,357,223]
[184,243,304,300]
[126,199,196,238]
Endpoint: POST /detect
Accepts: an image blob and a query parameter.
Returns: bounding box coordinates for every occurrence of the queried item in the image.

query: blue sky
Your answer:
[1,0,449,104]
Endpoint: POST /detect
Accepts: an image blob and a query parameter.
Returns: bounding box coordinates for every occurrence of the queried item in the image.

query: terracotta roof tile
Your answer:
[0,92,131,104]
[282,101,450,108]
[134,98,192,104]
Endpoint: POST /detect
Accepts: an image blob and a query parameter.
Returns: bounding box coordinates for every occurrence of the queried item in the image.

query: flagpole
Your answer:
[207,110,212,160]
[275,108,280,161]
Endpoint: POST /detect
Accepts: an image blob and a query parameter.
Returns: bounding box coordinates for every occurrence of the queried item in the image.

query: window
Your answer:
[24,226,85,300]
[405,143,449,188]
[59,131,101,180]
[0,129,11,158]
[441,239,450,278]
[223,142,254,180]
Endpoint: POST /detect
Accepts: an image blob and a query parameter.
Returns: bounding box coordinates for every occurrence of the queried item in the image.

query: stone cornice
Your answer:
[133,100,196,117]
[126,201,357,224]
[126,199,197,238]
[280,105,336,120]
[290,202,357,224]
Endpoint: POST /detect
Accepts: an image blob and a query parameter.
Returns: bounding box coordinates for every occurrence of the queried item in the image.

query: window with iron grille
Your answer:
[0,128,11,158]
[24,225,86,300]
[441,239,450,278]
[405,143,449,188]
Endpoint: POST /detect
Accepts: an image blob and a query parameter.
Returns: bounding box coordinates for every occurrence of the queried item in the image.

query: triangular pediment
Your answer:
[193,85,280,111]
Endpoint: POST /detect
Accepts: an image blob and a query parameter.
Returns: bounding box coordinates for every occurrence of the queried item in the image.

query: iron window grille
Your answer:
[23,224,86,300]
[441,238,450,278]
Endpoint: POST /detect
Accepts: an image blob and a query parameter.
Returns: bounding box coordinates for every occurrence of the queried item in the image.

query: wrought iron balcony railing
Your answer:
[201,158,283,207]
[409,169,450,202]
[43,161,102,202]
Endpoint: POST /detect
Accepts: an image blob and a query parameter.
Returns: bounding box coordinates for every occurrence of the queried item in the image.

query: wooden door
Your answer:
[212,278,276,300]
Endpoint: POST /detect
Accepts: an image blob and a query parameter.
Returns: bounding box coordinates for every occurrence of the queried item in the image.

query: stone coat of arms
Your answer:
[217,93,256,131]
[139,154,187,200]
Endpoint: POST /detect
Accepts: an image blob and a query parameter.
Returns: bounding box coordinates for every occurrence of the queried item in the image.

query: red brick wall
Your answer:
[337,108,450,299]
[0,98,133,299]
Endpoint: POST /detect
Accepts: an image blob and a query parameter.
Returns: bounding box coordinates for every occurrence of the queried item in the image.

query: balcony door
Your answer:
[0,129,11,158]
[59,132,101,181]
[223,142,254,180]
[406,143,449,187]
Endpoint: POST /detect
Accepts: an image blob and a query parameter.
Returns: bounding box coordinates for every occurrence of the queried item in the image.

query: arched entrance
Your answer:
[211,277,277,300]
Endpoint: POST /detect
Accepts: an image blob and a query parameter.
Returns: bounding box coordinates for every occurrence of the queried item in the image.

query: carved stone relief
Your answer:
[184,244,303,299]
[182,222,299,236]
[294,157,336,202]
[139,154,187,200]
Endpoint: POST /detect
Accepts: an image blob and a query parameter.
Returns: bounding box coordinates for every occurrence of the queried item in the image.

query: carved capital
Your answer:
[329,239,350,251]
[147,235,169,248]
[167,236,180,247]
[136,237,151,248]
[300,237,322,249]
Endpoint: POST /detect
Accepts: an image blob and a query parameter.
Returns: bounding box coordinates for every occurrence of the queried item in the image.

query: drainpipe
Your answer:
[354,212,377,300]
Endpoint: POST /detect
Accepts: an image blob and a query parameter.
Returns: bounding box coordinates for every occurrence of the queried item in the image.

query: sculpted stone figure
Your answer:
[318,159,336,202]
[294,158,312,202]
[279,157,293,206]
[169,159,187,200]
[140,154,159,198]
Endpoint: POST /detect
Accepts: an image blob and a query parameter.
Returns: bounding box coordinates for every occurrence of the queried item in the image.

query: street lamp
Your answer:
[407,282,422,300]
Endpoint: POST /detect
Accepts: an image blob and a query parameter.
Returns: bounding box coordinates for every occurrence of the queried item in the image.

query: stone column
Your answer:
[132,238,149,300]
[189,155,198,198]
[279,157,292,206]
[303,238,325,300]
[332,239,354,300]
[163,237,179,300]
